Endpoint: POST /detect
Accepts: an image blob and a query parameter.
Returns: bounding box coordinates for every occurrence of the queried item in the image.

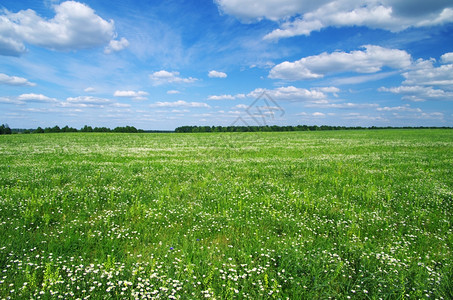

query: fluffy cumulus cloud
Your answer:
[104,37,129,54]
[264,4,394,40]
[215,0,325,22]
[149,70,198,85]
[315,86,340,96]
[441,52,453,64]
[208,70,227,78]
[233,104,249,109]
[114,90,148,100]
[402,58,453,87]
[380,52,453,101]
[150,100,210,108]
[269,45,412,80]
[0,1,123,56]
[215,0,453,40]
[0,73,35,86]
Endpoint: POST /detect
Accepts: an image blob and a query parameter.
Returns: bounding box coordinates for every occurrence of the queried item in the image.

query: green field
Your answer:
[0,130,452,299]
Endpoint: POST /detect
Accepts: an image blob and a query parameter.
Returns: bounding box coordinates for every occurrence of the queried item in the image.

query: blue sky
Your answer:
[1,0,453,130]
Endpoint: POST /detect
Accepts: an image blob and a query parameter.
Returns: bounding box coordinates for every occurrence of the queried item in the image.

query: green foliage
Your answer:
[175,125,452,133]
[0,130,451,298]
[13,125,143,134]
[0,124,12,135]
[80,125,93,132]
[33,127,44,133]
[113,125,138,133]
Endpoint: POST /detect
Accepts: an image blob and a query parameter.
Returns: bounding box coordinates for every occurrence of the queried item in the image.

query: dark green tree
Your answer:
[81,125,93,132]
[34,127,44,133]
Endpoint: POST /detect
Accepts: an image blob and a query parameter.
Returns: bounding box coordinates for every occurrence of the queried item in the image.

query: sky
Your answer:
[1,0,453,130]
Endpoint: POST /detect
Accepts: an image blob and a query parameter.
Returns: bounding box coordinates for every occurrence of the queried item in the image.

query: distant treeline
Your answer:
[1,124,146,134]
[175,125,453,133]
[2,123,452,135]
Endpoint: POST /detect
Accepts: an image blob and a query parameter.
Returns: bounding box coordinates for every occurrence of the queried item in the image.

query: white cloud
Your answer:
[207,93,245,100]
[167,90,180,94]
[114,90,148,97]
[315,86,340,97]
[378,52,453,102]
[414,6,453,27]
[269,45,412,80]
[0,73,36,86]
[150,100,210,108]
[249,61,275,69]
[63,96,113,107]
[84,87,96,93]
[111,102,131,108]
[208,94,235,101]
[420,112,444,120]
[441,52,453,64]
[215,0,325,22]
[234,104,249,109]
[208,70,227,78]
[402,57,453,87]
[246,86,383,117]
[264,19,324,40]
[0,1,119,56]
[17,93,57,102]
[306,102,379,109]
[104,37,129,54]
[377,104,422,112]
[331,71,399,85]
[22,107,60,113]
[247,86,331,102]
[314,87,339,94]
[149,70,198,85]
[264,3,397,40]
[215,1,453,40]
[341,112,387,121]
[297,111,329,118]
[0,96,21,104]
[379,85,453,102]
[392,111,444,121]
[114,90,148,100]
[228,110,243,115]
[0,33,27,56]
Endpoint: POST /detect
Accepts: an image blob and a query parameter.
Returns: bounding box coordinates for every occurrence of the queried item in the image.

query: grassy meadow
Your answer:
[0,130,452,299]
